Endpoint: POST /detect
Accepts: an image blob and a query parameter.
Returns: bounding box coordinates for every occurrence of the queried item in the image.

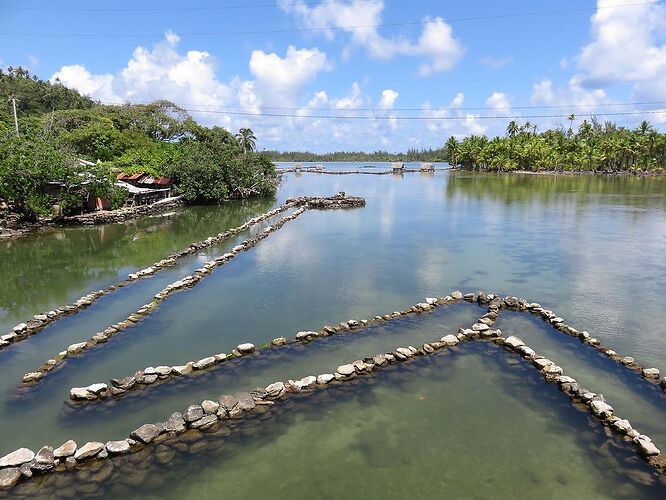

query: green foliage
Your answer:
[166,138,276,204]
[236,127,257,153]
[444,119,666,172]
[0,133,112,219]
[266,148,446,162]
[0,70,278,218]
[110,184,129,210]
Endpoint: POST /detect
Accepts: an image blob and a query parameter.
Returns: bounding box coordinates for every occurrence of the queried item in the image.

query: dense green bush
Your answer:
[0,68,279,217]
[0,133,112,219]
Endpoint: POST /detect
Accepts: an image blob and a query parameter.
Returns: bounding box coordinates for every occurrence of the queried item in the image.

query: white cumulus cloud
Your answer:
[278,0,463,74]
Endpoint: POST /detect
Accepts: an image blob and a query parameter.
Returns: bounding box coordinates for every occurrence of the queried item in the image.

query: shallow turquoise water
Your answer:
[1,165,665,497]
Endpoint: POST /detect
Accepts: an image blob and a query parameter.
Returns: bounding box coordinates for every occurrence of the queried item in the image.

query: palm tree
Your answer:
[236,128,256,153]
[567,114,576,135]
[506,121,519,138]
[444,136,459,167]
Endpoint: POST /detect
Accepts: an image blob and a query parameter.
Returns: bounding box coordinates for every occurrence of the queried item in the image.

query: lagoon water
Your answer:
[1,163,665,497]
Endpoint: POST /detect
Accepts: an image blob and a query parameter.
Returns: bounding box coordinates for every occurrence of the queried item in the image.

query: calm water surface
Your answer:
[1,164,665,498]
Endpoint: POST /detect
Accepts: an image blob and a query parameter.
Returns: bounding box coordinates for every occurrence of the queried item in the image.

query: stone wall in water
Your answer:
[0,190,664,493]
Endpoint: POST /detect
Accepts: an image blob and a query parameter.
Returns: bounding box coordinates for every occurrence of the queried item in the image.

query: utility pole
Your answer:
[11,97,19,136]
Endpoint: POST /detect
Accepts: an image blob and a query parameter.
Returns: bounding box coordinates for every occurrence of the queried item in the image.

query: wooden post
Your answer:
[11,97,19,136]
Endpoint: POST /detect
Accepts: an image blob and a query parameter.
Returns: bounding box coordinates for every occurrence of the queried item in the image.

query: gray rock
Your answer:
[336,364,356,376]
[503,336,525,349]
[190,415,218,429]
[517,345,536,358]
[317,374,335,385]
[590,400,614,419]
[130,424,161,444]
[0,448,35,468]
[105,440,130,455]
[112,376,136,390]
[236,343,256,354]
[271,337,288,346]
[31,446,54,472]
[21,372,43,383]
[292,376,317,391]
[0,468,21,489]
[296,331,318,341]
[53,440,77,459]
[611,419,633,434]
[441,335,459,346]
[184,405,204,422]
[193,356,216,370]
[202,400,220,415]
[66,342,88,355]
[155,366,172,377]
[70,387,96,400]
[471,323,489,332]
[543,365,563,376]
[634,435,660,456]
[396,347,413,357]
[87,383,108,395]
[265,382,286,398]
[451,291,463,300]
[661,377,666,391]
[642,368,660,379]
[165,412,186,433]
[171,365,192,376]
[620,356,635,365]
[236,392,256,412]
[138,373,158,384]
[73,442,105,461]
[533,358,554,370]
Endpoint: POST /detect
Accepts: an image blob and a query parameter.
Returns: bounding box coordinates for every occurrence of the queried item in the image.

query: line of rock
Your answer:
[20,194,367,386]
[66,293,473,403]
[0,300,490,491]
[1,201,297,353]
[5,299,662,491]
[498,334,664,470]
[19,207,308,386]
[483,293,665,392]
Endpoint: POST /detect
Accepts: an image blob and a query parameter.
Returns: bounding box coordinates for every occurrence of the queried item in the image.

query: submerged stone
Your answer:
[0,468,21,489]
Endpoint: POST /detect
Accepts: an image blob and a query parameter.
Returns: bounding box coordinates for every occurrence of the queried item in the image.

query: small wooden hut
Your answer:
[420,162,434,172]
[392,162,405,173]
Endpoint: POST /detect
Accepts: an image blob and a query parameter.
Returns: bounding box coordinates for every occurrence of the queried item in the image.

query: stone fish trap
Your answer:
[1,293,664,493]
[2,193,365,355]
[16,194,366,385]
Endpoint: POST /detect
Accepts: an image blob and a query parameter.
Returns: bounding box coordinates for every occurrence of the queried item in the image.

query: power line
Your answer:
[98,101,666,121]
[0,0,378,12]
[0,1,660,37]
[117,100,666,113]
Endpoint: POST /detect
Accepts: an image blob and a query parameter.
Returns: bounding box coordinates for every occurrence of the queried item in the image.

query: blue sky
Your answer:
[1,0,665,151]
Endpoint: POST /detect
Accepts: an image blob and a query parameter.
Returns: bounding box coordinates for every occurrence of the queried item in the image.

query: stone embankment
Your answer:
[2,293,663,492]
[67,295,466,402]
[0,198,185,240]
[279,168,435,175]
[20,194,367,385]
[3,193,364,355]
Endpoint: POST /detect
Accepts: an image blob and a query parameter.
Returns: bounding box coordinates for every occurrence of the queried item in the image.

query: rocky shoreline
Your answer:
[1,292,664,493]
[0,198,185,240]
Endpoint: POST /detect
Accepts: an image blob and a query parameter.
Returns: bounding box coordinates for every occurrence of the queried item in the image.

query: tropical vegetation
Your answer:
[443,119,666,172]
[0,67,277,220]
[266,148,445,162]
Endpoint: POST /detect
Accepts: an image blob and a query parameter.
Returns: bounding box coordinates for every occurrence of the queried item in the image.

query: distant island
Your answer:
[264,149,445,163]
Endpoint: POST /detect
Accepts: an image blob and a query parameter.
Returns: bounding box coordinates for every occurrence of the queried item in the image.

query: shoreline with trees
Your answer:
[0,67,278,230]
